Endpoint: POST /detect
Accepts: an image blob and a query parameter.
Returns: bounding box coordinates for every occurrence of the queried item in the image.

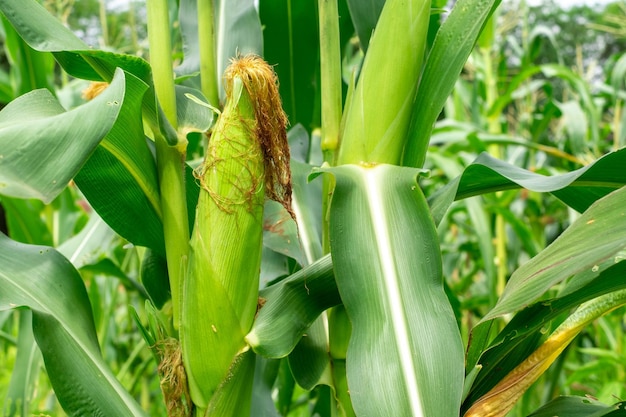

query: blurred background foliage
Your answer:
[0,0,625,415]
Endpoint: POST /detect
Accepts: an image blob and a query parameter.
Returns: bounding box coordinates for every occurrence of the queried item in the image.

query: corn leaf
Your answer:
[0,233,148,416]
[0,69,125,203]
[0,197,52,245]
[483,185,626,321]
[527,396,625,417]
[259,0,319,129]
[345,0,385,52]
[56,214,118,270]
[247,254,338,358]
[250,358,281,417]
[403,0,501,168]
[429,148,626,224]
[74,71,166,255]
[464,260,626,408]
[0,0,179,145]
[317,164,464,417]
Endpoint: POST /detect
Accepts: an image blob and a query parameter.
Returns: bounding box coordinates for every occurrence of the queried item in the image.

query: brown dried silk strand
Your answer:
[224,55,294,219]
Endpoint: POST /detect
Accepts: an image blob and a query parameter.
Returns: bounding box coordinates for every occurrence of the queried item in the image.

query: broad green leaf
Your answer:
[0,233,147,416]
[0,69,125,203]
[429,149,626,219]
[176,85,215,134]
[0,68,13,103]
[528,396,624,417]
[465,260,626,407]
[80,258,149,300]
[288,317,330,390]
[203,350,256,416]
[0,0,151,83]
[345,0,385,52]
[483,185,626,321]
[523,24,562,66]
[0,0,86,52]
[274,359,297,415]
[0,0,179,145]
[467,288,626,417]
[289,124,324,264]
[185,162,201,235]
[260,0,319,129]
[74,71,166,255]
[140,249,171,309]
[274,124,329,390]
[247,254,338,358]
[403,0,501,168]
[318,164,464,417]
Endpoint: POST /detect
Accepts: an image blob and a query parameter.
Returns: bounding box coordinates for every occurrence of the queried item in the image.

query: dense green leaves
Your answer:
[467,262,626,408]
[1,0,625,415]
[483,185,626,321]
[0,233,147,416]
[3,311,39,417]
[0,0,87,51]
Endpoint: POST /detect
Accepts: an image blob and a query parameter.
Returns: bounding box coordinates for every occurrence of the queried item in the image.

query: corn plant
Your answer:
[1,0,626,416]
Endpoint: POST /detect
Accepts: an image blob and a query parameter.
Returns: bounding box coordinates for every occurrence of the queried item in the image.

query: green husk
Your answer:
[336,0,430,166]
[181,55,290,416]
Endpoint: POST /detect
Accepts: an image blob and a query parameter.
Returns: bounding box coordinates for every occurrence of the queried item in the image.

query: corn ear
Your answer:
[181,55,290,416]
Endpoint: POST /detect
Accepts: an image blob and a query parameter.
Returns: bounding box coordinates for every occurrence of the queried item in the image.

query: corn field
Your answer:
[1,0,626,416]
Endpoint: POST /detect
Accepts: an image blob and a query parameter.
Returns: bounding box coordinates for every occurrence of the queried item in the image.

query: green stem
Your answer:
[147,0,178,129]
[318,0,341,255]
[198,0,219,108]
[146,0,189,329]
[99,0,109,47]
[482,46,506,303]
[319,0,342,158]
[317,3,354,414]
